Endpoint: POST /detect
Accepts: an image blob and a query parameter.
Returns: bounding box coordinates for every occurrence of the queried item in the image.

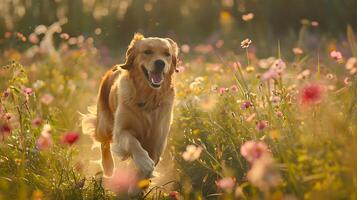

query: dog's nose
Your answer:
[154,60,165,72]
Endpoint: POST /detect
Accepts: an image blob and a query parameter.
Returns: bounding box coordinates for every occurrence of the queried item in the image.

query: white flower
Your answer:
[34,25,47,35]
[182,145,203,162]
[67,80,77,92]
[194,76,205,82]
[258,57,276,69]
[296,69,310,80]
[41,124,52,136]
[242,13,254,21]
[345,57,357,70]
[247,154,281,192]
[32,80,45,90]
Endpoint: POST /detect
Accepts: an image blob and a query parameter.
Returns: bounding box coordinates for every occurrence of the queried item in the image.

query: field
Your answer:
[1,16,357,200]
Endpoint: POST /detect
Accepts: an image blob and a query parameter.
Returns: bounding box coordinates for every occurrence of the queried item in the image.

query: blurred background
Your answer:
[1,0,357,54]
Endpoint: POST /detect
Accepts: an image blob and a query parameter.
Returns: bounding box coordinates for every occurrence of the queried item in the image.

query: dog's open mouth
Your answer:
[141,66,164,88]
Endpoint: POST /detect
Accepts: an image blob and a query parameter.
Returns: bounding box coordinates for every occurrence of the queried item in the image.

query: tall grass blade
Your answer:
[347,25,357,57]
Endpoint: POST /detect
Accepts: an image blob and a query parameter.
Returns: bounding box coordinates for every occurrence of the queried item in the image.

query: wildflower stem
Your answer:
[278,40,281,59]
[317,51,321,81]
[245,48,250,66]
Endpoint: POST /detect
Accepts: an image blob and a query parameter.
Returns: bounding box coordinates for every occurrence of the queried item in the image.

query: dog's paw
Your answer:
[132,152,155,178]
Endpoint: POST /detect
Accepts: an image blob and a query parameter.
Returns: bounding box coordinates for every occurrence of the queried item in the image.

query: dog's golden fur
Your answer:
[82,33,178,178]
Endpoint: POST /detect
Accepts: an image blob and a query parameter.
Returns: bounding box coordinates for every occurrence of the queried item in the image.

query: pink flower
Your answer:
[3,88,11,98]
[241,101,252,109]
[181,44,190,53]
[344,77,351,85]
[0,123,11,141]
[36,133,53,150]
[23,87,33,96]
[3,113,19,129]
[31,117,43,127]
[270,96,281,104]
[215,40,224,48]
[330,50,342,61]
[276,111,283,117]
[194,44,213,54]
[299,84,324,105]
[61,131,80,146]
[240,140,269,163]
[104,168,138,194]
[271,59,286,73]
[28,33,39,44]
[218,87,227,95]
[256,121,268,131]
[216,177,236,191]
[230,85,238,92]
[40,94,54,105]
[231,62,241,72]
[169,191,180,199]
[311,21,319,27]
[261,69,278,81]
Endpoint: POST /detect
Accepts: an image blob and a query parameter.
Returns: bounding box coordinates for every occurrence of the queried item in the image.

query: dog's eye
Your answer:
[165,52,171,57]
[144,50,153,55]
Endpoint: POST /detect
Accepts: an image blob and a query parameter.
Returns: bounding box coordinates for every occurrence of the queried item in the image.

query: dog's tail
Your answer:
[80,105,97,139]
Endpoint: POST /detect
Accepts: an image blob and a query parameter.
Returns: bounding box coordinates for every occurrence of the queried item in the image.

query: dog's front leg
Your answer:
[152,103,174,163]
[112,130,155,178]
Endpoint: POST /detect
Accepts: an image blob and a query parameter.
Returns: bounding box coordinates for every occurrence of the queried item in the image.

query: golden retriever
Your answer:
[82,33,178,179]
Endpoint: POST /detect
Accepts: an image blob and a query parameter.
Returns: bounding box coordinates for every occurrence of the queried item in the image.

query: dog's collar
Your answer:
[136,102,146,108]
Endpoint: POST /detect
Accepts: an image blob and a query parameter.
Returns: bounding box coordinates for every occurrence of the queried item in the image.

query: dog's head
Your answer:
[120,33,178,89]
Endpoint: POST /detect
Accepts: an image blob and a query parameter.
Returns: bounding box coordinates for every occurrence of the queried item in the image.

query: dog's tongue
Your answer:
[149,72,163,84]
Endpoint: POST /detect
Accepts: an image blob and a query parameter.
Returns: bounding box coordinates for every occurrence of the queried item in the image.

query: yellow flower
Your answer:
[193,129,200,135]
[14,158,22,165]
[138,179,151,189]
[32,189,43,200]
[245,66,255,73]
[220,11,232,25]
[269,130,281,140]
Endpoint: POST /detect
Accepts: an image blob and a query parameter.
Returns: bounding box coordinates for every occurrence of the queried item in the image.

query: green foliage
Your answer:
[171,38,357,199]
[0,18,357,200]
[0,61,114,199]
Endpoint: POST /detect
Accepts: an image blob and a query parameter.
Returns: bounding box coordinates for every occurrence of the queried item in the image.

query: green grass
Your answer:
[0,26,357,200]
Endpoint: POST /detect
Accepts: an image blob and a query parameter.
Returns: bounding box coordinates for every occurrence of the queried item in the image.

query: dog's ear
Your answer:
[166,38,179,73]
[120,33,144,70]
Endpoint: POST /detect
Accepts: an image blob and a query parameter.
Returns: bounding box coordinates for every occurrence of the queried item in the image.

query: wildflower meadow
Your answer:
[1,1,357,200]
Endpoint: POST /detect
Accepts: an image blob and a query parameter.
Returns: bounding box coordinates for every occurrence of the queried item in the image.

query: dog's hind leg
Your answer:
[95,113,115,177]
[101,141,114,177]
